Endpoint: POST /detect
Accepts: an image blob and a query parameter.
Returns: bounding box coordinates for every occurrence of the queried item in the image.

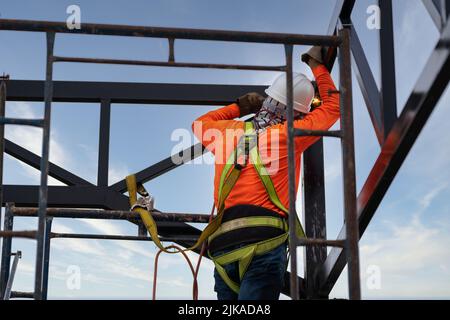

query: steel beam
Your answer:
[6,80,267,105]
[11,207,211,224]
[318,20,450,296]
[2,185,130,209]
[10,291,34,299]
[4,139,91,187]
[51,233,199,243]
[0,19,341,46]
[111,143,205,193]
[423,0,445,30]
[54,56,286,72]
[327,0,356,35]
[345,23,384,144]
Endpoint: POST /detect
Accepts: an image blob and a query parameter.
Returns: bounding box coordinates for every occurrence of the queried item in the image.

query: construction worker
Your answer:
[192,46,340,300]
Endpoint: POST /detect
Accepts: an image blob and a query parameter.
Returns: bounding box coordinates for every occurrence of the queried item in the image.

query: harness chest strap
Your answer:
[216,122,305,238]
[207,122,306,294]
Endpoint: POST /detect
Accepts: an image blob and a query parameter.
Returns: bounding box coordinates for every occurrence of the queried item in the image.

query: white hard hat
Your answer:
[265,72,315,114]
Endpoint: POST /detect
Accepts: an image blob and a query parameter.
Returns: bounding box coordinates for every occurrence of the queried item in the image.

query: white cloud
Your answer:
[80,219,125,235]
[324,161,341,183]
[419,182,448,210]
[78,219,156,259]
[359,213,450,298]
[16,260,35,275]
[52,220,76,234]
[51,238,107,256]
[5,102,70,186]
[108,163,130,185]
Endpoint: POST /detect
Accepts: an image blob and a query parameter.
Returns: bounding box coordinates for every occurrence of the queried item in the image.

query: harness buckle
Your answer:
[131,193,155,212]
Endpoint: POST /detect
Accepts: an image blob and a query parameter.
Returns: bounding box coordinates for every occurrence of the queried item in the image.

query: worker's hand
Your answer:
[301,46,326,68]
[236,92,265,117]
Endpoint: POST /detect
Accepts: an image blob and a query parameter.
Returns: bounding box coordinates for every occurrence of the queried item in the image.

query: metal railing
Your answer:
[0,18,360,300]
[3,251,21,300]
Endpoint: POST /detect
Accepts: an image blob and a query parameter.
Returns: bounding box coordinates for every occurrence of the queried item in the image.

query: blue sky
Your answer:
[1,0,449,299]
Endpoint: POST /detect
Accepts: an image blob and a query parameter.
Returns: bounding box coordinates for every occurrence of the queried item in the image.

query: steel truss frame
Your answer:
[1,0,449,300]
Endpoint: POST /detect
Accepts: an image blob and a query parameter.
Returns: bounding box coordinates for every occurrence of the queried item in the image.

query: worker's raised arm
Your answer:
[295,63,340,132]
[191,93,264,151]
[191,103,240,152]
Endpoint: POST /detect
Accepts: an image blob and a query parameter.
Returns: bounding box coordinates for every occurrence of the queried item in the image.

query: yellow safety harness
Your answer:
[125,122,306,294]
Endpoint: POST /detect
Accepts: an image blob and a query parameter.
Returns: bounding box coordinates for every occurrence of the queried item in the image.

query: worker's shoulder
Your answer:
[214,119,244,130]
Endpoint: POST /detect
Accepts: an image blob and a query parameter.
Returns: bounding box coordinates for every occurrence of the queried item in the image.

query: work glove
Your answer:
[301,46,326,65]
[236,92,265,117]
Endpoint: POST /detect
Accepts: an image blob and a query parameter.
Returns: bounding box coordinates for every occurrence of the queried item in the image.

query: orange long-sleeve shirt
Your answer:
[192,65,340,216]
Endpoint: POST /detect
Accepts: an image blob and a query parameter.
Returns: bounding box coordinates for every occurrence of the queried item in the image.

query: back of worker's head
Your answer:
[265,72,315,114]
[252,72,314,131]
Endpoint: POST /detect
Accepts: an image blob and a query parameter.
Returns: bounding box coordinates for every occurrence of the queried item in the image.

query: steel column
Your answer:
[98,99,111,187]
[41,217,53,300]
[0,78,6,212]
[0,203,14,298]
[34,31,55,300]
[303,140,328,299]
[338,27,361,300]
[379,0,398,141]
[284,44,299,300]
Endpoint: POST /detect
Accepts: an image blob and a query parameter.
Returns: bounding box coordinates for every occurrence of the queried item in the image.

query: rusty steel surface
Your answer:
[0,18,341,46]
[11,206,211,223]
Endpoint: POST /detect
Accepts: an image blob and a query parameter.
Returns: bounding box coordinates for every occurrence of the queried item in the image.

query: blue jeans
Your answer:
[213,243,287,300]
